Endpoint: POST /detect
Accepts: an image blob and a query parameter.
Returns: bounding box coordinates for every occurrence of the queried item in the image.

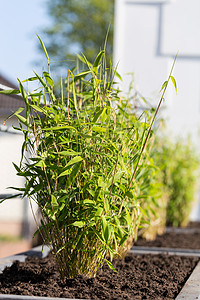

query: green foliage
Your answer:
[137,142,168,241]
[2,50,147,278]
[42,0,114,70]
[154,136,199,228]
[0,37,176,278]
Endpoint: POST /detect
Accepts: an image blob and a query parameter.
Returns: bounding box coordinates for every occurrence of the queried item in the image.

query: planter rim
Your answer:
[130,247,200,256]
[0,295,85,300]
[175,260,200,300]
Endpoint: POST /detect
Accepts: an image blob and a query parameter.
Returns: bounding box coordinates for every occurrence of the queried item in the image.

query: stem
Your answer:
[129,54,177,189]
[67,70,70,121]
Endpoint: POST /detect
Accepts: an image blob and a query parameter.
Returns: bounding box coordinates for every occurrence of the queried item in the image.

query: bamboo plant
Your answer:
[0,37,177,278]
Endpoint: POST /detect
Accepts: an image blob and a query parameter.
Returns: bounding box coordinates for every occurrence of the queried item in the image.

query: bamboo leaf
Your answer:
[4,107,24,124]
[93,50,105,72]
[57,169,71,178]
[170,75,177,93]
[102,215,110,243]
[65,161,82,189]
[93,228,106,244]
[22,76,38,83]
[77,53,92,67]
[0,89,20,95]
[92,126,106,133]
[119,233,129,246]
[0,193,23,203]
[34,71,56,102]
[34,71,47,88]
[69,71,79,118]
[12,162,21,173]
[43,125,77,132]
[37,34,49,62]
[92,108,105,123]
[65,156,83,168]
[15,114,30,127]
[72,221,85,228]
[35,160,45,167]
[105,259,117,272]
[17,78,29,106]
[30,105,46,114]
[43,71,54,87]
[160,80,168,92]
[125,191,134,199]
[114,70,122,81]
[104,197,110,214]
[60,76,64,106]
[51,194,59,210]
[74,70,91,82]
[57,150,81,156]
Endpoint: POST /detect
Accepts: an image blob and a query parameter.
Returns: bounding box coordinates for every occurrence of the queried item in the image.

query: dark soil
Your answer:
[0,252,199,299]
[135,232,200,249]
[185,221,200,229]
[135,222,200,249]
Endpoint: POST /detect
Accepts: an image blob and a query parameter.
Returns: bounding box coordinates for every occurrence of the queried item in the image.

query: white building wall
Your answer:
[0,131,24,221]
[114,0,200,219]
[114,0,200,142]
[0,117,36,237]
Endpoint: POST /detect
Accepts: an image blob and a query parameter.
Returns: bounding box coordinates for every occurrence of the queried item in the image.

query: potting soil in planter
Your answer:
[135,221,200,249]
[0,252,198,299]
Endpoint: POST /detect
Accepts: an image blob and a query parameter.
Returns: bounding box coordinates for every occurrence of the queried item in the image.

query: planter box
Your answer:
[0,245,200,299]
[0,246,49,273]
[0,246,80,300]
[132,223,200,299]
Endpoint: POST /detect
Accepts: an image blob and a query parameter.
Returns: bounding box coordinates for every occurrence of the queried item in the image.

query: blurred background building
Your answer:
[0,75,32,257]
[114,0,200,143]
[113,0,200,219]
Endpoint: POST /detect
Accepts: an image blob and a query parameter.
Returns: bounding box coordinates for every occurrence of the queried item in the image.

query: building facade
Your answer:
[114,0,200,143]
[114,0,200,219]
[0,74,33,238]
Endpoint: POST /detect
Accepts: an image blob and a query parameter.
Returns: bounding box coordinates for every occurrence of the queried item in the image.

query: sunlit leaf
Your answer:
[93,50,105,73]
[43,71,54,87]
[30,105,46,114]
[74,70,91,81]
[22,76,38,83]
[57,150,81,156]
[170,75,177,93]
[65,156,83,168]
[160,80,168,92]
[65,161,82,189]
[0,89,20,95]
[43,125,77,132]
[37,34,49,62]
[105,259,117,272]
[92,126,106,133]
[77,53,92,68]
[72,221,85,228]
[114,70,122,81]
